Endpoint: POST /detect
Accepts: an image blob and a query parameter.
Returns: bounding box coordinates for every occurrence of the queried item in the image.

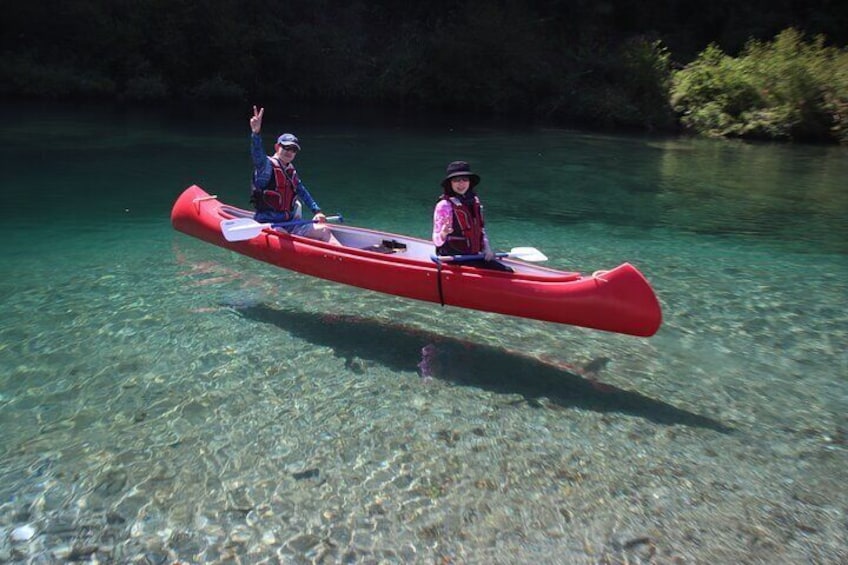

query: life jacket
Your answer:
[251,157,299,220]
[440,194,485,255]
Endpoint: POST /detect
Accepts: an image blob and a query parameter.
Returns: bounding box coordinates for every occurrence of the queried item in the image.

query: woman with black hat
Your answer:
[432,161,513,272]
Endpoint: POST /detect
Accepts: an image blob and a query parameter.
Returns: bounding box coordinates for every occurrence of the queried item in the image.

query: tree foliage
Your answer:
[671,29,848,143]
[1,0,846,141]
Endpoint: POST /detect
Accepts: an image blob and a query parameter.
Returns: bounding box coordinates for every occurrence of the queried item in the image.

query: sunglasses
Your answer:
[280,145,299,153]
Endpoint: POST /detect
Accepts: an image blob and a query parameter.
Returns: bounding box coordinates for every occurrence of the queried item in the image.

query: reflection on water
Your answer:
[654,138,848,251]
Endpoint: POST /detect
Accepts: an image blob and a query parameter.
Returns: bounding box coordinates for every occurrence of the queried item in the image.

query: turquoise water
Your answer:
[1,103,846,563]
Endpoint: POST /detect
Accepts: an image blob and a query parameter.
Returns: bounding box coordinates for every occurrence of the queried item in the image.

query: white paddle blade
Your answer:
[221,218,268,242]
[508,247,548,262]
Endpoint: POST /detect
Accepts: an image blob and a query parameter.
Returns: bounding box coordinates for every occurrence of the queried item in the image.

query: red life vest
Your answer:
[441,194,485,254]
[253,157,299,220]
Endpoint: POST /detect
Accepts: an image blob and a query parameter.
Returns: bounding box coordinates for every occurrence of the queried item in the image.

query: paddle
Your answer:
[431,247,548,263]
[221,215,343,242]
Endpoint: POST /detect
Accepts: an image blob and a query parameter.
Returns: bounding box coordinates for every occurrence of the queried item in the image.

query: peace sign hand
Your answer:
[250,106,264,134]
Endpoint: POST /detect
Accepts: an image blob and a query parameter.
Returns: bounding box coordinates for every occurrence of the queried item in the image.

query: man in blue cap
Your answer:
[249,106,339,244]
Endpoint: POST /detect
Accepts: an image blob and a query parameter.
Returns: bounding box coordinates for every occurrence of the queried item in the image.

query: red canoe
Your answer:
[171,185,662,336]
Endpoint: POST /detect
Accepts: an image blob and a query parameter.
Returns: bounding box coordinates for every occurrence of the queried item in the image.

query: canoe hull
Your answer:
[171,185,662,336]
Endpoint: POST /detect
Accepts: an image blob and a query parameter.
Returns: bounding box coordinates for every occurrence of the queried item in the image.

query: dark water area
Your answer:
[0,101,845,563]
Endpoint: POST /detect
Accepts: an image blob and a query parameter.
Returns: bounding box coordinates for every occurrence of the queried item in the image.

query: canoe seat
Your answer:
[363,239,408,254]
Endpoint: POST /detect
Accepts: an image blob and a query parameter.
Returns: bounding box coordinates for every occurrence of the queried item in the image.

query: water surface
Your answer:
[0,103,846,563]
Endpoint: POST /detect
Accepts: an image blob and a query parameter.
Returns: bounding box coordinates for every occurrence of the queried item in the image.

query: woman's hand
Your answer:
[482,238,495,261]
[250,106,264,134]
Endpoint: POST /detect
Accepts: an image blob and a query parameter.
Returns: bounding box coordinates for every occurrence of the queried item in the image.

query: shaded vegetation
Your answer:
[1,0,846,141]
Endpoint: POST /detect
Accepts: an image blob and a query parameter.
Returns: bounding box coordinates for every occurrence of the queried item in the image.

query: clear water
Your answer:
[0,103,846,563]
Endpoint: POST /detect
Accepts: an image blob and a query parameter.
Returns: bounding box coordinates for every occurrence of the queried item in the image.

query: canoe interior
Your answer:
[220,204,571,278]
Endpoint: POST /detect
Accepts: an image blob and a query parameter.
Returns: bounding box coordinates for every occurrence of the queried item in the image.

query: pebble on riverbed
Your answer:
[11,524,36,542]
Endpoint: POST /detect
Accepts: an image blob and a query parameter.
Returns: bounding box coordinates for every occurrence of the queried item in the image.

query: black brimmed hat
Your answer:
[441,161,480,190]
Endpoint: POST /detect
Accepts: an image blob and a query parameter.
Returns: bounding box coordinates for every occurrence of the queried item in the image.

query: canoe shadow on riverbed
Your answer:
[235,304,732,434]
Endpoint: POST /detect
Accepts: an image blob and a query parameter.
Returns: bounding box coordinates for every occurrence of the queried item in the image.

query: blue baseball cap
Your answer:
[276,133,301,150]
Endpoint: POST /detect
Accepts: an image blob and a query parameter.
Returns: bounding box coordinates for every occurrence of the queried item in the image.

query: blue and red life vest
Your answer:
[252,157,299,221]
[439,194,485,255]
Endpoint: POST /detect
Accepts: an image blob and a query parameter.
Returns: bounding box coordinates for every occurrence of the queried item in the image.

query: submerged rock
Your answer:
[292,468,320,481]
[11,524,35,542]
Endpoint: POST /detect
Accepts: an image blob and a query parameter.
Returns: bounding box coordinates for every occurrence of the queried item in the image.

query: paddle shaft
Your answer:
[239,215,341,232]
[221,215,343,241]
[442,252,512,262]
[431,246,547,263]
[279,215,341,229]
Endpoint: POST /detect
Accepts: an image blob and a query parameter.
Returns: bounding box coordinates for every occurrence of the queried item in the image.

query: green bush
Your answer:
[123,75,170,102]
[0,53,115,99]
[671,28,848,143]
[188,76,245,103]
[617,37,675,129]
[543,37,674,130]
